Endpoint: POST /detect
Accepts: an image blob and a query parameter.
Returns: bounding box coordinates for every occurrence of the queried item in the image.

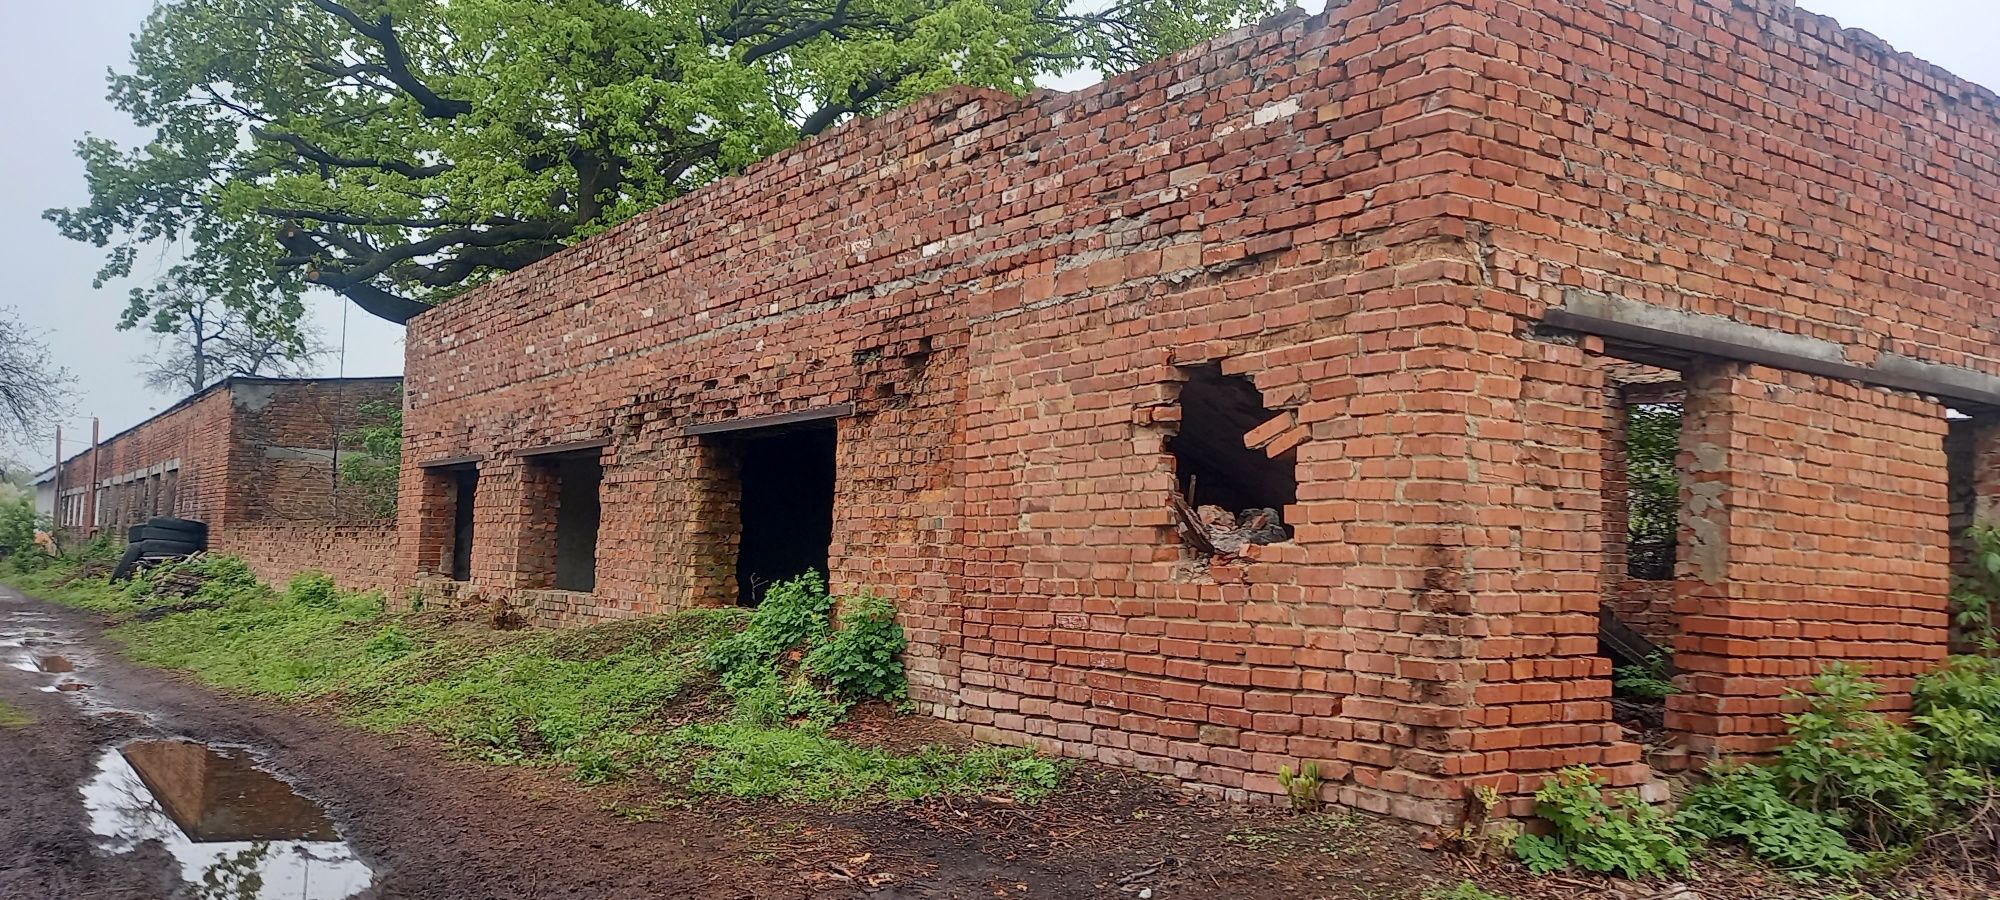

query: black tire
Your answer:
[145,517,208,540]
[128,525,153,543]
[134,538,200,558]
[111,543,146,582]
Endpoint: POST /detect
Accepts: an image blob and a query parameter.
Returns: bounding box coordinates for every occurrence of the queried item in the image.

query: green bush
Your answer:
[1671,658,2000,878]
[287,570,342,608]
[1953,524,2000,649]
[340,394,403,517]
[1675,765,1867,876]
[1613,651,1676,701]
[705,572,835,688]
[1773,665,1936,845]
[1513,767,1689,879]
[0,500,35,559]
[804,593,908,702]
[707,573,911,712]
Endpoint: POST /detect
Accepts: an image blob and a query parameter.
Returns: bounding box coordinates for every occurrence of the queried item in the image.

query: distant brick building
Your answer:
[394,0,2000,823]
[51,376,402,591]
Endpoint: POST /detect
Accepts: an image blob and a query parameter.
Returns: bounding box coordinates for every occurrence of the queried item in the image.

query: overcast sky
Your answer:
[1,1,1995,467]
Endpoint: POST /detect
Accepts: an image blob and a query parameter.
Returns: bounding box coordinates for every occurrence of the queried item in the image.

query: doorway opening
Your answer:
[449,466,478,582]
[730,426,836,606]
[1596,362,1687,756]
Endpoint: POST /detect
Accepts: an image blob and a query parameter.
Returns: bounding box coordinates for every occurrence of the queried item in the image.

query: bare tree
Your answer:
[0,307,71,448]
[138,289,327,395]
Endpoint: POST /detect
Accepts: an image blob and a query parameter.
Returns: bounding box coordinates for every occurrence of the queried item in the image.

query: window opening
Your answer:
[1167,365,1297,553]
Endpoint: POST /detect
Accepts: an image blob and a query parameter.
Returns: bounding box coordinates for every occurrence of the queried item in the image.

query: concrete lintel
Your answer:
[515,437,613,459]
[417,453,486,469]
[684,403,854,438]
[1550,288,2000,410]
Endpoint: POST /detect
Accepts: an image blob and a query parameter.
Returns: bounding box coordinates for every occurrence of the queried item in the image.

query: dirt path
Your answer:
[0,586,1450,900]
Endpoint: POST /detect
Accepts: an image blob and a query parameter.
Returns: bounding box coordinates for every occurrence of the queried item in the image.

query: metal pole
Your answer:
[88,418,101,537]
[52,425,61,528]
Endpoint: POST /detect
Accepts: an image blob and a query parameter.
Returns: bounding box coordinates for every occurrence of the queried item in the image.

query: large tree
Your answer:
[135,281,326,395]
[0,308,71,451]
[50,0,1276,332]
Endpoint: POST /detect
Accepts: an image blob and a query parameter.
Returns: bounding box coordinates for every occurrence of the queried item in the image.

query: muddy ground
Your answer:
[0,586,1464,900]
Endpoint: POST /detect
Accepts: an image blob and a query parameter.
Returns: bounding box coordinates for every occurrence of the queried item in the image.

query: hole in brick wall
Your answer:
[541,453,603,593]
[1167,365,1297,551]
[730,425,836,606]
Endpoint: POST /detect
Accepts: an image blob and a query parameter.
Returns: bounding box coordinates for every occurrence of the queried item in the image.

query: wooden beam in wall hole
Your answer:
[417,454,487,469]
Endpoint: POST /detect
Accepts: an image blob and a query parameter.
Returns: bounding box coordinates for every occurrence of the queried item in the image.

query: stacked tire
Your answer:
[112,517,210,581]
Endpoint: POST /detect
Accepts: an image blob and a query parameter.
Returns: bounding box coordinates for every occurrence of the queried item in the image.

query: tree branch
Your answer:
[800,70,906,136]
[251,128,453,179]
[741,0,853,65]
[257,206,501,230]
[306,0,472,119]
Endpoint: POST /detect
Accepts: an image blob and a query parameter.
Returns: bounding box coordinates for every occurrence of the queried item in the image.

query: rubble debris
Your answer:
[52,561,114,586]
[151,567,210,599]
[1174,502,1288,556]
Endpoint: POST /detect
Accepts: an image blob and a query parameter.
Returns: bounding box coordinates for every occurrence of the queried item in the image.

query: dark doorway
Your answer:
[549,454,603,592]
[450,466,478,582]
[735,426,837,606]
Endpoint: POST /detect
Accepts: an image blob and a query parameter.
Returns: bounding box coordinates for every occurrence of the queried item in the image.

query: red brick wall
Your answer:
[227,377,402,523]
[1464,0,2000,372]
[52,387,236,536]
[49,379,403,595]
[394,0,1995,821]
[218,523,400,595]
[1671,365,1951,755]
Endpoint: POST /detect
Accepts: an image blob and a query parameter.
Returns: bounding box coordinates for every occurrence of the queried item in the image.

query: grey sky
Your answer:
[1,1,1995,468]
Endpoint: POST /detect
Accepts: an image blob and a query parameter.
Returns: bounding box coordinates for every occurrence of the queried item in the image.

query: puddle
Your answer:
[81,740,373,899]
[35,655,75,673]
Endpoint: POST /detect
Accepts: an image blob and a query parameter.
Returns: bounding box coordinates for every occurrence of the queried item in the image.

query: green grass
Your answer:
[0,698,31,727]
[2,556,1063,805]
[1422,883,1511,900]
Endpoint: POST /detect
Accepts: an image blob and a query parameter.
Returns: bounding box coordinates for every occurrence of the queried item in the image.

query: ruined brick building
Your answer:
[392,0,2000,823]
[48,376,402,591]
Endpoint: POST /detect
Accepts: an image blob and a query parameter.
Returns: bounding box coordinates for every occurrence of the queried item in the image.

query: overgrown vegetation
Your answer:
[1623,402,1682,579]
[3,558,1061,805]
[1954,524,2000,649]
[340,395,403,517]
[1523,659,2000,882]
[1613,651,1676,701]
[0,498,36,560]
[1514,768,1690,879]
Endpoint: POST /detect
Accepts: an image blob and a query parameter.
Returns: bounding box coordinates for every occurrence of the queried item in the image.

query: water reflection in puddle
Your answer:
[82,740,373,899]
